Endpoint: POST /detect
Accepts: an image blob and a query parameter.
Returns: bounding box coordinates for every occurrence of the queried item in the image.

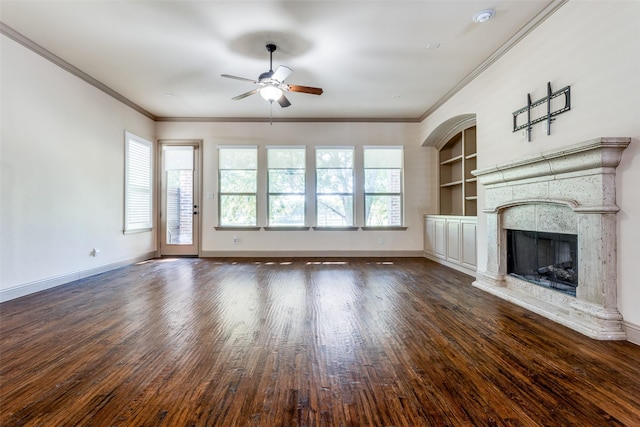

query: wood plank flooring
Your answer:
[1,257,639,426]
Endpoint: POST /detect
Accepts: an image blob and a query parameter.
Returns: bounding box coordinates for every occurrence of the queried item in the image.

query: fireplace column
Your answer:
[479,211,505,287]
[576,211,618,307]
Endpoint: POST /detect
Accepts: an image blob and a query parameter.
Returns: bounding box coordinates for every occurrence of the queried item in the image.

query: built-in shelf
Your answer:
[439,126,477,216]
[440,155,463,165]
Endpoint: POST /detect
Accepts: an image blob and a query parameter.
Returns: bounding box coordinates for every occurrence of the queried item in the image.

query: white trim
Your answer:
[418,0,569,121]
[315,145,356,150]
[423,252,476,278]
[123,228,152,235]
[266,145,307,149]
[624,322,640,346]
[200,250,423,258]
[0,23,156,120]
[1,0,568,124]
[216,144,258,149]
[0,252,157,303]
[363,145,405,150]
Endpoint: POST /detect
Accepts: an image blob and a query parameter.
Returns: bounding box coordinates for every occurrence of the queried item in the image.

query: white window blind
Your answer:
[124,132,153,233]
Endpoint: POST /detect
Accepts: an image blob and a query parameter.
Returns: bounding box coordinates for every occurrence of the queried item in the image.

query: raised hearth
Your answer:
[472,138,630,340]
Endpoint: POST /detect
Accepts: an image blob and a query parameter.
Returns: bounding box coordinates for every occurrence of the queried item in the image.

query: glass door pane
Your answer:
[164,146,194,246]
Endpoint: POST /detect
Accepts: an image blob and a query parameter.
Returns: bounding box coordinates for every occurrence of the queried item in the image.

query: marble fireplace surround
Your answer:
[472,138,630,340]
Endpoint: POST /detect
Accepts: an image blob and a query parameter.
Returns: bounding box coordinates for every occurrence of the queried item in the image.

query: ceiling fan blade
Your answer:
[287,84,323,95]
[277,94,291,108]
[271,66,293,83]
[221,74,257,83]
[232,89,259,100]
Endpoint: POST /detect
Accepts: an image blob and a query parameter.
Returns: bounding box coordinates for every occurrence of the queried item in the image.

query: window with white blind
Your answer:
[218,147,258,227]
[124,132,153,234]
[315,147,354,227]
[267,147,306,226]
[364,147,404,227]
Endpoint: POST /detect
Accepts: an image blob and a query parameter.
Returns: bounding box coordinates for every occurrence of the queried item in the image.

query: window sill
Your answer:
[123,227,153,235]
[312,226,360,231]
[263,226,310,231]
[361,226,408,231]
[215,226,261,231]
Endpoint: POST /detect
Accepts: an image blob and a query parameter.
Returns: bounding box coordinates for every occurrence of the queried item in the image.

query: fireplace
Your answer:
[507,229,578,297]
[472,138,630,340]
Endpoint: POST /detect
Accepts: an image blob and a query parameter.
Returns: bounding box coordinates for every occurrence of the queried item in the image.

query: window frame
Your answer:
[266,146,307,228]
[123,131,153,234]
[314,146,355,228]
[363,146,405,228]
[217,146,258,228]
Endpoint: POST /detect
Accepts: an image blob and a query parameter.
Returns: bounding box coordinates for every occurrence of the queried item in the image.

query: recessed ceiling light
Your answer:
[472,9,495,23]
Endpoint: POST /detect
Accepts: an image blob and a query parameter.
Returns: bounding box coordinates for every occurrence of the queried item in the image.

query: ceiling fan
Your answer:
[221,44,323,108]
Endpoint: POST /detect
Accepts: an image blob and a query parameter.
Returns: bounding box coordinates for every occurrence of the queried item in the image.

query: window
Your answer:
[267,147,306,226]
[316,148,354,227]
[219,147,257,226]
[364,147,403,227]
[124,132,153,233]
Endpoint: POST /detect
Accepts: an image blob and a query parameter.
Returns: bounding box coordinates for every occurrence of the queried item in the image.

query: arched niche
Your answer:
[422,114,476,149]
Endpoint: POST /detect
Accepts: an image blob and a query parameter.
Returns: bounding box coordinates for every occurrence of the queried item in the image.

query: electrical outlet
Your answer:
[233,236,238,245]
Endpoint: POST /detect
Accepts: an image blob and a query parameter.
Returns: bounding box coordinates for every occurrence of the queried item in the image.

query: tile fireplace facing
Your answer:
[472,138,630,340]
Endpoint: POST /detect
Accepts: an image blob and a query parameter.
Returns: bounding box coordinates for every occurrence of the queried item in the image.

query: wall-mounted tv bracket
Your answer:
[512,82,571,142]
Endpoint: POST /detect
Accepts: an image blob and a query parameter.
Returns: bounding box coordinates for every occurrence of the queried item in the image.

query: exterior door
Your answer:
[159,142,200,256]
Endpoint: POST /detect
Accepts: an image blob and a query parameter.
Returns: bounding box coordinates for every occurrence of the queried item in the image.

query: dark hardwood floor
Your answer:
[1,257,639,426]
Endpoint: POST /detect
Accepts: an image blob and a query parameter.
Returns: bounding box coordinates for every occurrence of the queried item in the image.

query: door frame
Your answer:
[157,139,203,257]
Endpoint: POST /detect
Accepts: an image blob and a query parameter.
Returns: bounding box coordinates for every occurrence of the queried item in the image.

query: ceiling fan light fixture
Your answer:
[260,85,283,102]
[472,9,495,23]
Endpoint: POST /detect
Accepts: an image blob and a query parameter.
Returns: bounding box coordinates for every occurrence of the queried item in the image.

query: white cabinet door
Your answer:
[424,215,477,276]
[425,218,436,254]
[434,219,446,259]
[446,219,461,263]
[461,220,477,269]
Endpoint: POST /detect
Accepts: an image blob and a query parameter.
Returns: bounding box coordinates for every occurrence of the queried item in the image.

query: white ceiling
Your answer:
[0,1,562,121]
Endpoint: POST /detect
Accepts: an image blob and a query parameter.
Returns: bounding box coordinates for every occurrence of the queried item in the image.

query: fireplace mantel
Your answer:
[472,137,630,340]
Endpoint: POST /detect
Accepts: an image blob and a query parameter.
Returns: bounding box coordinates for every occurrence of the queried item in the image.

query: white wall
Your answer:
[156,120,436,255]
[420,1,640,333]
[1,35,156,300]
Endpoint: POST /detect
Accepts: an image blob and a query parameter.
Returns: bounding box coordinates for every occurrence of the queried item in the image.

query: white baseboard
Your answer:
[423,252,477,278]
[0,252,157,303]
[200,250,424,258]
[624,321,640,346]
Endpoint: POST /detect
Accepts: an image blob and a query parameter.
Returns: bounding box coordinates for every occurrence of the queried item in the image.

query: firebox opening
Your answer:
[506,229,578,297]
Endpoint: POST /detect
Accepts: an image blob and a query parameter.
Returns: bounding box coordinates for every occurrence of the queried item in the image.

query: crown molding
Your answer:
[155,116,419,123]
[418,0,569,122]
[3,0,568,125]
[1,22,157,121]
